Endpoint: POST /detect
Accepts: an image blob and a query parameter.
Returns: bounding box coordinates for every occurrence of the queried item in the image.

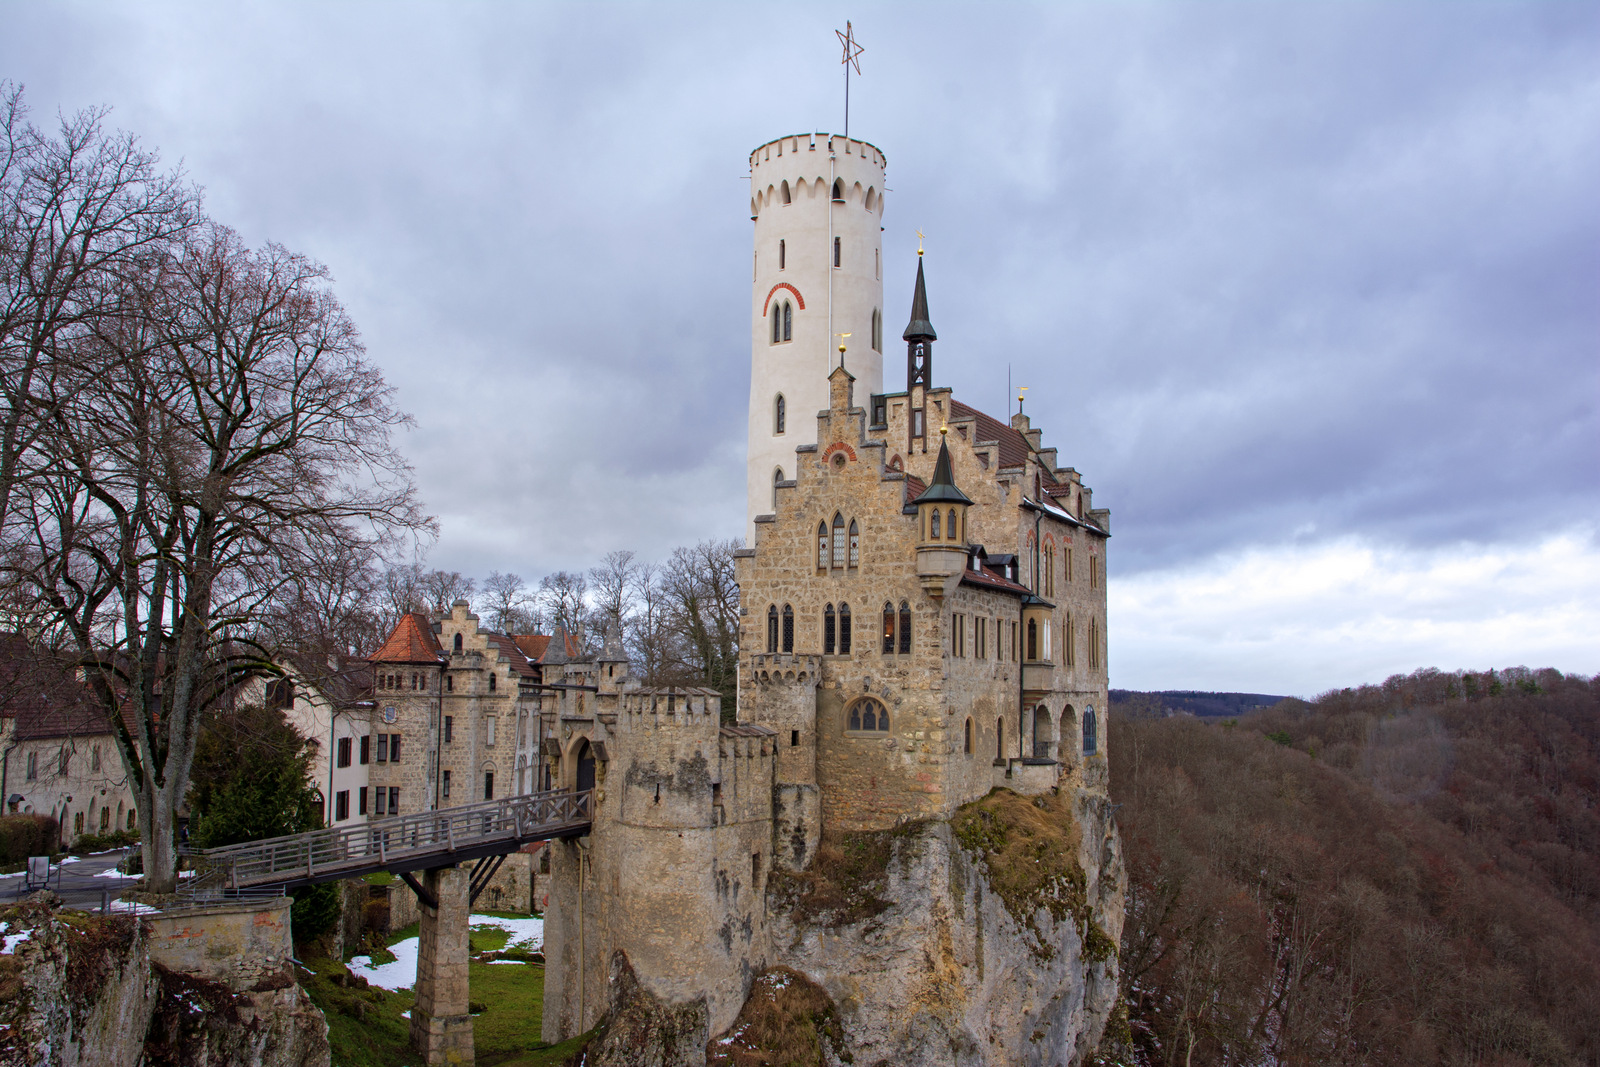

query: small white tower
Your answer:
[746,132,887,542]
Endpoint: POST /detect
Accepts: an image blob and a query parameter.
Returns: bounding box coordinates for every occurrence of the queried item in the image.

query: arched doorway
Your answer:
[1060,705,1077,761]
[1033,706,1052,759]
[575,739,596,793]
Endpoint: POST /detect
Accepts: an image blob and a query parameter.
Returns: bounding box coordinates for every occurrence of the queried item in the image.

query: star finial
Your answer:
[837,22,864,75]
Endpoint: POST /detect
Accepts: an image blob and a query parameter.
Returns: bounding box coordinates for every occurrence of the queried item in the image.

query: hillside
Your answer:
[1100,667,1600,1067]
[1109,690,1287,718]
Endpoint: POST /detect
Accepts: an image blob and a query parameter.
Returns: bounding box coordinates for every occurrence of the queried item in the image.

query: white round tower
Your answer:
[746,132,887,542]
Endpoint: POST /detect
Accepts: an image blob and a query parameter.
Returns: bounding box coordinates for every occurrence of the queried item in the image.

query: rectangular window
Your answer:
[391,735,402,763]
[337,737,352,768]
[791,730,800,747]
[359,735,370,764]
[444,715,453,743]
[486,716,496,747]
[389,787,399,815]
[26,752,35,780]
[1091,557,1099,588]
[1043,620,1053,661]
[484,772,494,801]
[376,734,389,763]
[912,408,924,438]
[1067,548,1074,583]
[443,769,451,798]
[833,236,841,267]
[871,395,887,427]
[335,790,350,821]
[358,787,368,815]
[976,617,987,660]
[373,788,385,816]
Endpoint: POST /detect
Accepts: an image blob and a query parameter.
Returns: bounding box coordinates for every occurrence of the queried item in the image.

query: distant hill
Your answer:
[1097,666,1600,1067]
[1109,688,1288,718]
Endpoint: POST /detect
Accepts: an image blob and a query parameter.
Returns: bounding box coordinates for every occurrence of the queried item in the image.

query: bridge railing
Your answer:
[192,788,592,889]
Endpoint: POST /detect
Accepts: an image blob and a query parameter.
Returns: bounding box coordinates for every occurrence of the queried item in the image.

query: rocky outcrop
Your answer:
[0,906,157,1067]
[765,787,1125,1067]
[0,902,330,1067]
[582,951,710,1067]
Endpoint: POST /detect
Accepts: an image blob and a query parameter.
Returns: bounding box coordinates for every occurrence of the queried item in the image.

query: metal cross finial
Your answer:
[836,22,864,138]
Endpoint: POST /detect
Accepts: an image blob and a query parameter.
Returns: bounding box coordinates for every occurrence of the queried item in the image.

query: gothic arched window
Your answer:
[848,520,860,568]
[781,604,794,653]
[453,633,463,653]
[881,601,895,654]
[488,672,496,692]
[847,697,888,733]
[1083,706,1098,755]
[772,467,783,509]
[817,522,829,570]
[871,308,881,352]
[831,513,846,569]
[783,300,793,341]
[947,508,958,541]
[838,602,852,654]
[780,180,791,204]
[930,508,941,539]
[898,602,912,654]
[766,605,778,654]
[823,604,836,655]
[832,178,844,201]
[774,394,785,434]
[1027,619,1038,661]
[772,304,781,344]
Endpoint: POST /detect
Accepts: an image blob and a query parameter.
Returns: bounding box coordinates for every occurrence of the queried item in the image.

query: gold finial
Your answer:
[940,422,948,436]
[916,229,925,256]
[1017,386,1028,414]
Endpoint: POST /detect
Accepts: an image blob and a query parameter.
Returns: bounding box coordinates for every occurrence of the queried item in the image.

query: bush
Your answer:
[68,829,139,855]
[0,815,59,864]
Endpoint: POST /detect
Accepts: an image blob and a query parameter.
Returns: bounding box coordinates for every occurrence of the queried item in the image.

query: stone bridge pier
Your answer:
[411,865,474,1065]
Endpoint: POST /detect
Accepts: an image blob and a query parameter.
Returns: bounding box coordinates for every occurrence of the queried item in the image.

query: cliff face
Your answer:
[0,902,329,1067]
[765,788,1125,1067]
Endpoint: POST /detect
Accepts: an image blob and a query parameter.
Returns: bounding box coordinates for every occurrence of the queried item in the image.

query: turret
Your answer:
[913,430,972,598]
[904,252,936,452]
[745,133,888,543]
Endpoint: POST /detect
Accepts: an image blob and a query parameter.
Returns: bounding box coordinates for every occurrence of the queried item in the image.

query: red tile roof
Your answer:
[513,633,581,663]
[0,634,118,740]
[960,564,1034,598]
[484,633,537,679]
[950,399,1056,485]
[370,613,445,664]
[903,473,927,505]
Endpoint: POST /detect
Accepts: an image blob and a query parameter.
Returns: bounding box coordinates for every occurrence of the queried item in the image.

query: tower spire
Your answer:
[903,255,936,343]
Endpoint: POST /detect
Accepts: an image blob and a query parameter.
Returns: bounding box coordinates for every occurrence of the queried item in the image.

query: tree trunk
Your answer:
[140,780,180,894]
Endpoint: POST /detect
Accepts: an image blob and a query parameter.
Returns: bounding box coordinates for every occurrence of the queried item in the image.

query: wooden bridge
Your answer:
[186,788,591,909]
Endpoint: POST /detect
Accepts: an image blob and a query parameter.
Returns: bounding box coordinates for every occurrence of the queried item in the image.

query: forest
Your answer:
[1101,666,1600,1067]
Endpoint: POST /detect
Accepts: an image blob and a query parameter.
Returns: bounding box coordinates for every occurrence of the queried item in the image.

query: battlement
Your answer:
[750,132,886,172]
[750,134,886,219]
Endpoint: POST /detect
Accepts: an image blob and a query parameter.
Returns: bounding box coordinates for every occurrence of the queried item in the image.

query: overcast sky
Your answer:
[5,2,1596,694]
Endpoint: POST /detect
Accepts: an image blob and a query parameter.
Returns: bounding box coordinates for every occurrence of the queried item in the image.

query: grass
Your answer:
[951,787,1115,963]
[706,968,843,1067]
[306,913,575,1067]
[771,821,927,927]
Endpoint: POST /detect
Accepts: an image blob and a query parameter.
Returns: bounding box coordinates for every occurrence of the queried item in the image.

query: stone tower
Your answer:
[746,132,887,542]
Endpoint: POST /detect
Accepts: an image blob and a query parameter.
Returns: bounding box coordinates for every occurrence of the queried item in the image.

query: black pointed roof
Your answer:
[902,256,937,342]
[912,437,972,505]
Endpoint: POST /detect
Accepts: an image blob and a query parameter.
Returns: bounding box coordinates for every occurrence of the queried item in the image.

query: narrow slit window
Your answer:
[817,522,829,570]
[824,604,836,655]
[848,520,860,568]
[839,602,852,654]
[882,601,895,654]
[779,238,786,268]
[767,605,778,653]
[834,236,841,267]
[775,394,785,434]
[930,509,941,539]
[773,467,783,509]
[782,604,794,653]
[898,602,911,654]
[783,300,793,341]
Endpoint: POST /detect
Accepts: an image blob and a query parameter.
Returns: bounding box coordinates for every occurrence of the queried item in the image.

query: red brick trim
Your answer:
[823,442,857,462]
[763,282,806,316]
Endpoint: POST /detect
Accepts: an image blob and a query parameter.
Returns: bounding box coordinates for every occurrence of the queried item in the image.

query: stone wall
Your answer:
[145,899,294,989]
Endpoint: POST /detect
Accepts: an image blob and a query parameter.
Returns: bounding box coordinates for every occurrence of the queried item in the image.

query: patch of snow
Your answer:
[400,1010,410,1019]
[108,899,159,915]
[469,913,543,952]
[95,867,138,879]
[0,922,33,954]
[349,938,420,991]
[486,959,526,965]
[60,856,81,864]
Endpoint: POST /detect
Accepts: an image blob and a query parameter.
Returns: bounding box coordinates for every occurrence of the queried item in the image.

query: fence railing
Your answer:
[190,788,592,889]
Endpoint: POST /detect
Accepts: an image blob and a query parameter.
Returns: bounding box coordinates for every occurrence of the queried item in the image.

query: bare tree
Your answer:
[538,570,589,640]
[588,549,637,631]
[377,560,427,633]
[420,569,474,613]
[5,221,431,891]
[658,538,740,709]
[481,569,538,634]
[0,84,197,554]
[625,559,670,682]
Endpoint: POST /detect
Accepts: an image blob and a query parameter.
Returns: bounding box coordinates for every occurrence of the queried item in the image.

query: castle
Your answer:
[527,132,1118,1060]
[343,130,1118,1065]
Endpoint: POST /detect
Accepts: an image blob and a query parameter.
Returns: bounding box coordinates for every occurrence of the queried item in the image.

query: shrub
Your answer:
[0,815,59,864]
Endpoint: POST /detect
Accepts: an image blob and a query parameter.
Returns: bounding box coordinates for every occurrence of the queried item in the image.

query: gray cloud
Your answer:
[5,1,1596,590]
